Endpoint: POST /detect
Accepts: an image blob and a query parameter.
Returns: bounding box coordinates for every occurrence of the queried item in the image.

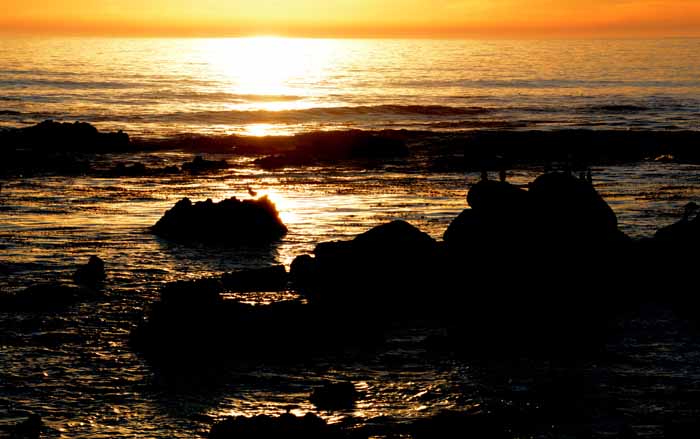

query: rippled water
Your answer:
[2,36,700,438]
[2,147,700,437]
[1,37,700,135]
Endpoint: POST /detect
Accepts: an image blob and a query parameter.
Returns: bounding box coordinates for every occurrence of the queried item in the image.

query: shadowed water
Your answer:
[1,148,700,437]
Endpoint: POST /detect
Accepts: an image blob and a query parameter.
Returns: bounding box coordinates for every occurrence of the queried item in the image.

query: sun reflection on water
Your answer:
[201,37,337,111]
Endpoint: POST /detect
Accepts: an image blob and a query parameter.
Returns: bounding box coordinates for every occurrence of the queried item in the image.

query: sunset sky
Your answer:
[2,0,699,38]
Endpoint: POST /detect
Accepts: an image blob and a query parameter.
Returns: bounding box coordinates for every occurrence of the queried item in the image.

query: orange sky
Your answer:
[2,0,699,37]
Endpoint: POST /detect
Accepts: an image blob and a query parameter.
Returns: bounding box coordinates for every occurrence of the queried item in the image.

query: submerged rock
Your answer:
[254,130,408,169]
[310,381,358,410]
[181,155,229,173]
[0,283,99,312]
[209,413,363,439]
[103,162,180,177]
[151,196,287,245]
[6,413,42,439]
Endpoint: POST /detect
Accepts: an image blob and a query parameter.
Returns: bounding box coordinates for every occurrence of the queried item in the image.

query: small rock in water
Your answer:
[310,381,358,410]
[9,413,41,439]
[73,255,106,288]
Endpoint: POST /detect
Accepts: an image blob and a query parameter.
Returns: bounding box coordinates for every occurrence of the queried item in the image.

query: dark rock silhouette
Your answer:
[445,171,625,255]
[254,130,408,169]
[653,201,700,246]
[209,413,364,439]
[7,413,42,439]
[528,171,620,243]
[151,196,287,245]
[441,171,631,355]
[0,283,100,312]
[73,255,106,288]
[130,276,383,364]
[438,129,700,171]
[1,120,129,152]
[181,155,229,173]
[103,162,180,177]
[310,381,358,410]
[291,220,441,311]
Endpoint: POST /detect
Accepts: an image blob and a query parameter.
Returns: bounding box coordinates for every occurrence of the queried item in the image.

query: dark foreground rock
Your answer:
[221,265,288,291]
[441,172,632,354]
[0,283,100,312]
[151,196,287,245]
[290,220,443,312]
[652,202,699,247]
[445,171,624,253]
[130,277,382,364]
[209,413,365,439]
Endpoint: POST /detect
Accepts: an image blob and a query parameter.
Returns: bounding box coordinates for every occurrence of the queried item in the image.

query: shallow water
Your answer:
[2,148,700,437]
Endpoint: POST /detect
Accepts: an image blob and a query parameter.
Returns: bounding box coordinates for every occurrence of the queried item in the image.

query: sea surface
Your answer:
[1,37,700,438]
[1,37,700,135]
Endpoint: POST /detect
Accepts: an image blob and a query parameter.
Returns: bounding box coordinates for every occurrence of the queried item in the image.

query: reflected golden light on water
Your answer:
[242,123,278,137]
[201,37,337,111]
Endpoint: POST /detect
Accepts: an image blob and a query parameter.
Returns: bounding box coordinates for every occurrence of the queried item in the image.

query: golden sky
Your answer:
[2,0,699,37]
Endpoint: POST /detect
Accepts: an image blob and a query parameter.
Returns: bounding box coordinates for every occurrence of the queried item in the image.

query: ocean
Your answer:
[1,37,700,438]
[1,37,699,135]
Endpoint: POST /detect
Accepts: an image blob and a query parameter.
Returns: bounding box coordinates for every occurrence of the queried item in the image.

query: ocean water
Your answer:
[1,37,700,438]
[1,37,700,135]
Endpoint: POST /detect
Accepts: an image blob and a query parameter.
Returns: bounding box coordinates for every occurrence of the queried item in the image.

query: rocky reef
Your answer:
[253,130,408,169]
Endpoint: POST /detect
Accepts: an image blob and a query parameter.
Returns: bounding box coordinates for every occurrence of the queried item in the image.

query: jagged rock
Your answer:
[151,196,287,245]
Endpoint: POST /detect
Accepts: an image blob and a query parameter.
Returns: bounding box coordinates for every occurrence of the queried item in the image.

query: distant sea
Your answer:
[1,37,699,137]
